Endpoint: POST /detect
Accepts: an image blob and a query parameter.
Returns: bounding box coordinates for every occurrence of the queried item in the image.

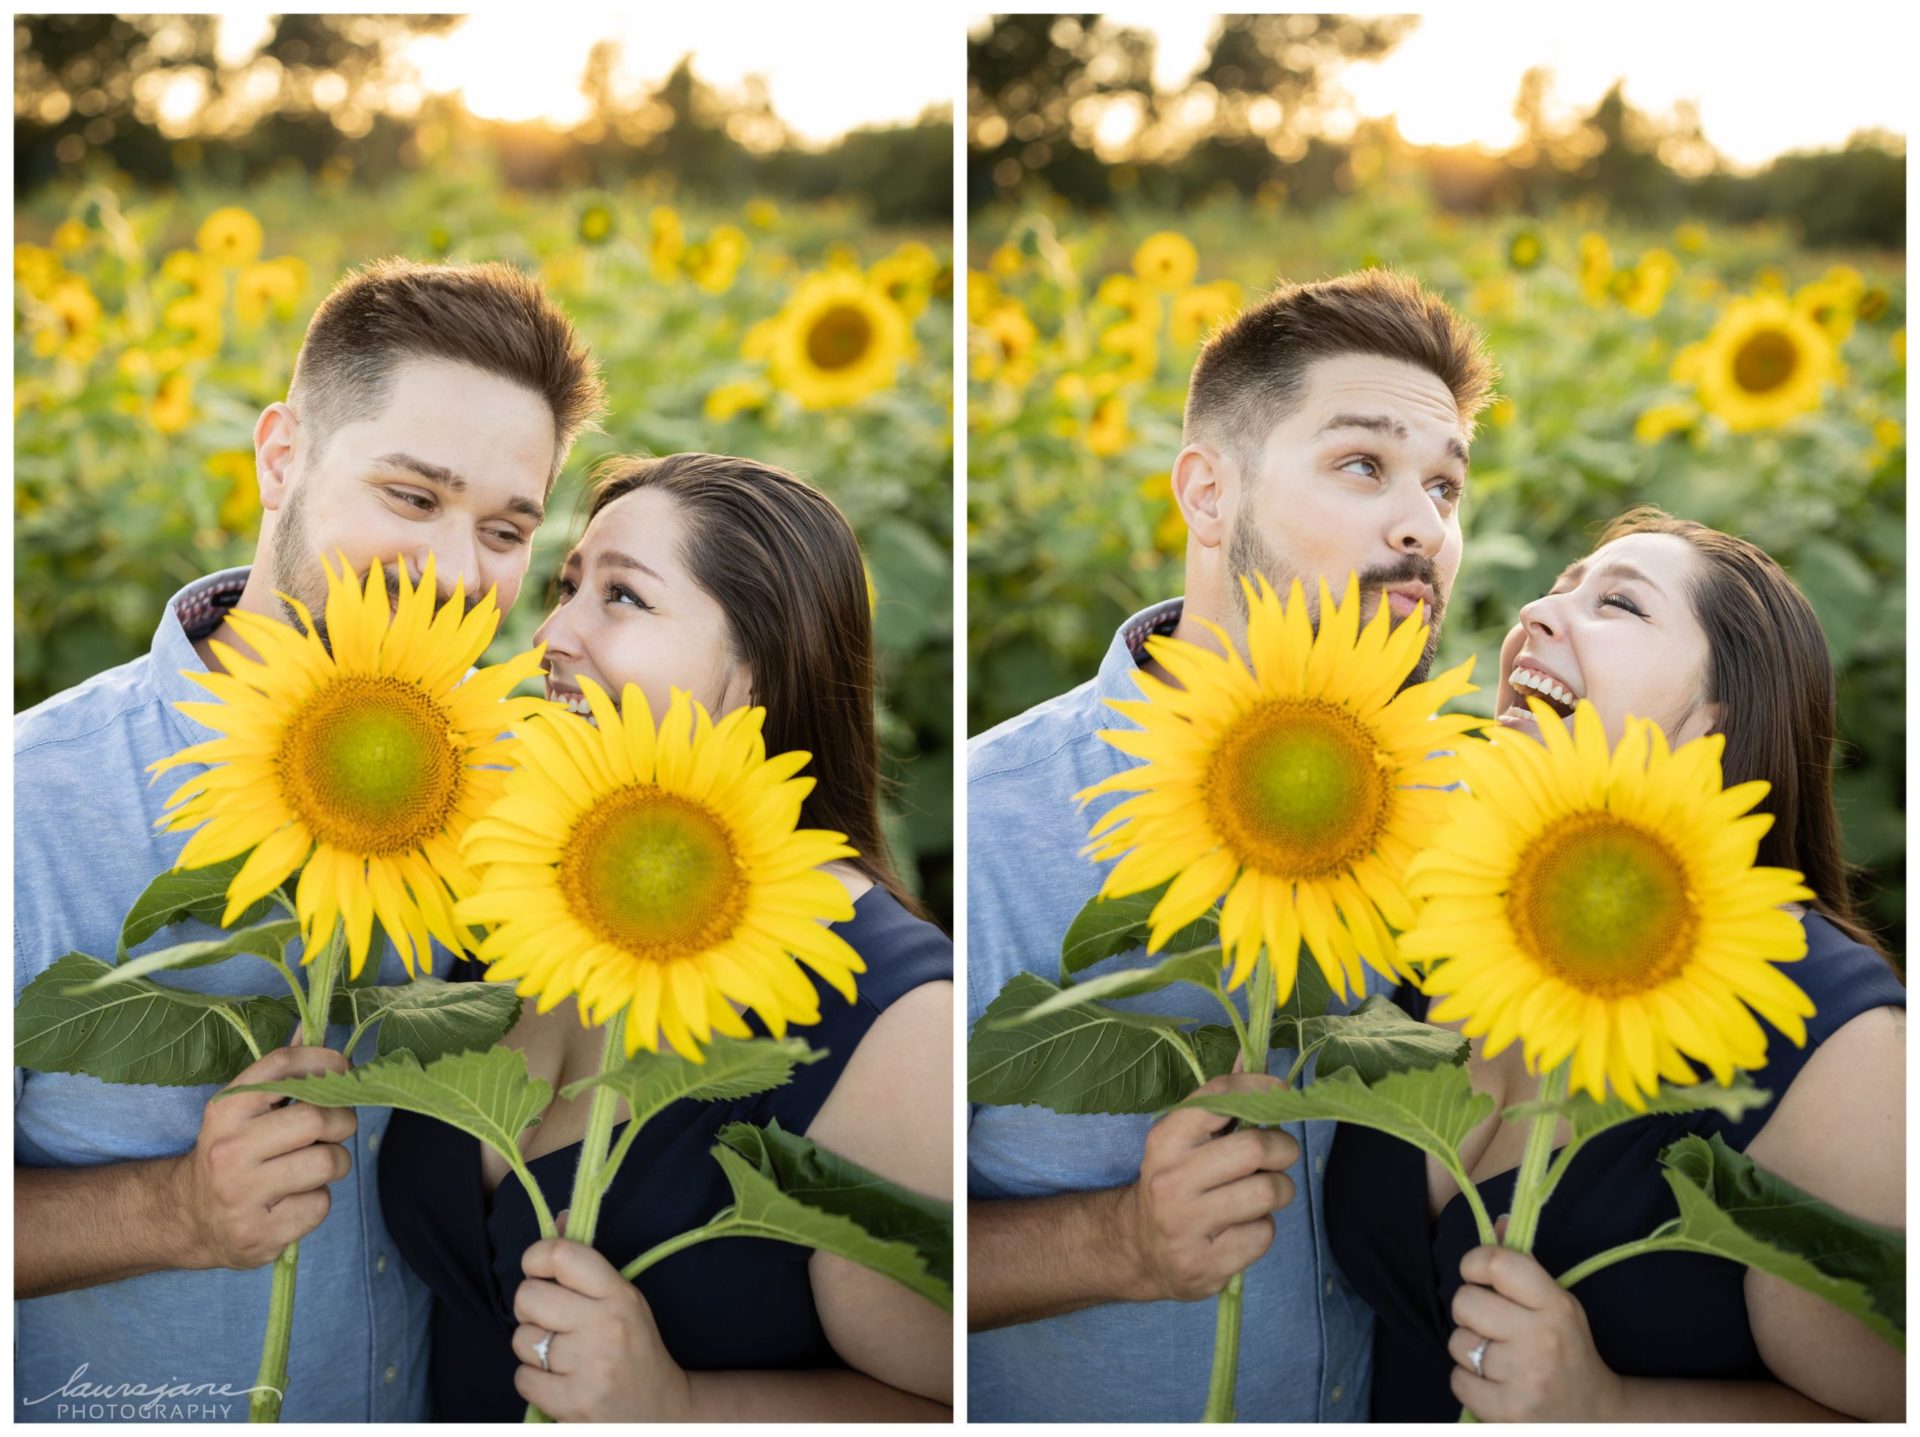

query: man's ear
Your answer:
[253,402,301,513]
[1172,442,1231,548]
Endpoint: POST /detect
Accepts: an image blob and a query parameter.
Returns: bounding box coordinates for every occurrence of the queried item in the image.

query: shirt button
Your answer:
[1331,1386,1344,1404]
[376,1253,388,1274]
[368,1131,381,1153]
[1324,1277,1334,1297]
[1314,1154,1326,1175]
[384,1365,398,1384]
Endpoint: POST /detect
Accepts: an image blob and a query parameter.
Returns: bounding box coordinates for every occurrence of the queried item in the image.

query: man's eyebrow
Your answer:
[1315,415,1470,468]
[374,452,543,525]
[596,549,664,583]
[374,452,464,489]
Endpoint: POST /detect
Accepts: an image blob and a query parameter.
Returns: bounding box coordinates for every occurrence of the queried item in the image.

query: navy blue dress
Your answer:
[1325,913,1903,1421]
[379,886,952,1422]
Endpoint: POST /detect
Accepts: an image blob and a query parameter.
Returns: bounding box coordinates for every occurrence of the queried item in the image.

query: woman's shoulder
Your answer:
[832,884,954,1015]
[1784,910,1904,1034]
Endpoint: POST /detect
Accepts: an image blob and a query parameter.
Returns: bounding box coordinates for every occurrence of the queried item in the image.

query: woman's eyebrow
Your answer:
[1595,560,1664,597]
[593,549,665,583]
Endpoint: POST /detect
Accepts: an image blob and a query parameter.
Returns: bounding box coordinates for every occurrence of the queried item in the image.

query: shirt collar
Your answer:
[149,566,251,733]
[1093,596,1185,708]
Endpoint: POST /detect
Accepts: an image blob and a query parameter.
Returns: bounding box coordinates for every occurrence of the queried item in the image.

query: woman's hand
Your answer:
[1448,1244,1626,1422]
[511,1220,691,1423]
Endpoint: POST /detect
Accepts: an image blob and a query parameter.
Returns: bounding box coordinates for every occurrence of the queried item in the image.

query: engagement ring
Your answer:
[533,1330,553,1373]
[1467,1337,1489,1379]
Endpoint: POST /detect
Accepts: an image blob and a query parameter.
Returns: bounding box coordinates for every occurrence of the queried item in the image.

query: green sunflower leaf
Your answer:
[1648,1133,1904,1349]
[1507,1074,1772,1203]
[719,1119,952,1290]
[1310,993,1471,1084]
[657,1121,950,1311]
[87,920,302,988]
[220,1045,551,1163]
[1175,1063,1496,1184]
[1268,953,1338,1052]
[118,854,275,960]
[329,976,524,1065]
[15,952,298,1086]
[1012,947,1225,1019]
[968,971,1207,1115]
[1059,881,1217,981]
[560,1034,827,1124]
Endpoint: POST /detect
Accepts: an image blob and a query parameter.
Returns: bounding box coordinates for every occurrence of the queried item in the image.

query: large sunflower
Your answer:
[455,677,866,1063]
[1402,699,1816,1109]
[1076,574,1481,1000]
[1693,294,1836,433]
[150,553,545,978]
[768,270,910,411]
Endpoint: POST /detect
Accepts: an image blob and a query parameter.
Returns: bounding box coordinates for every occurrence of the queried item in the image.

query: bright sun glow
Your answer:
[1093,9,1905,171]
[393,13,954,141]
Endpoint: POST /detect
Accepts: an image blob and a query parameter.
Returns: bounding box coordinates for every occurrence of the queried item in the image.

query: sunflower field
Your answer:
[967,184,1905,951]
[14,166,955,922]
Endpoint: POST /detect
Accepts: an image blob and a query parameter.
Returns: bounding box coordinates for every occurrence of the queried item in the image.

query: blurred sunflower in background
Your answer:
[196,206,264,267]
[767,270,910,409]
[1693,293,1836,432]
[1132,230,1199,290]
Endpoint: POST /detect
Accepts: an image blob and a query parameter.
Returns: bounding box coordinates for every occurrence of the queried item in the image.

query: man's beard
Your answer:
[1225,511,1447,686]
[266,483,478,653]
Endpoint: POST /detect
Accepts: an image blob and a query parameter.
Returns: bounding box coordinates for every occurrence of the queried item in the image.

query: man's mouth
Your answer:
[1384,584,1433,621]
[1503,662,1581,722]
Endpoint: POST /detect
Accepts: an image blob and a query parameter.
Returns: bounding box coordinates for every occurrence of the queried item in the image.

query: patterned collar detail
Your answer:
[1120,598,1184,664]
[172,570,251,642]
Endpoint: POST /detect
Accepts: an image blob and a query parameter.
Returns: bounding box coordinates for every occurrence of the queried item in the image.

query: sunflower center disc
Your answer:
[1508,813,1699,995]
[806,305,874,370]
[561,787,746,962]
[1732,330,1798,394]
[279,676,460,854]
[1208,701,1388,878]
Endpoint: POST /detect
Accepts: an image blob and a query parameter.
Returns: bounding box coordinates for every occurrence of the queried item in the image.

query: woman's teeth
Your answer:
[1509,666,1579,715]
[550,691,593,716]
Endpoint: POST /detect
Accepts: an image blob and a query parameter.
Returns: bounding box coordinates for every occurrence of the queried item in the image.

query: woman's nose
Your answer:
[533,599,575,656]
[1519,592,1562,636]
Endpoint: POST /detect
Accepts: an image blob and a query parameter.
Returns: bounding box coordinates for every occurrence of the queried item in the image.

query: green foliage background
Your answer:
[15,163,954,925]
[967,185,1904,954]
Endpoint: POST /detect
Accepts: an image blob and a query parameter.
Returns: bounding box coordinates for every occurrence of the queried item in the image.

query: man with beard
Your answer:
[967,270,1496,1421]
[14,258,604,1422]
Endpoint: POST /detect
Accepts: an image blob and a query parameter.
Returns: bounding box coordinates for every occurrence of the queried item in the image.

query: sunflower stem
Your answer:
[560,1016,629,1249]
[249,921,344,1423]
[248,1239,299,1422]
[1503,1061,1569,1253]
[620,1212,736,1282]
[1202,1270,1244,1422]
[1555,1228,1684,1292]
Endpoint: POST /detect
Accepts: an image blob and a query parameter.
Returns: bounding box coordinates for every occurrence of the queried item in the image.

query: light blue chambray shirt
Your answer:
[14,568,432,1423]
[967,597,1379,1423]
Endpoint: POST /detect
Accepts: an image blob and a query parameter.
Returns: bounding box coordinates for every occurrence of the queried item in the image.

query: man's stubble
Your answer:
[1225,507,1447,686]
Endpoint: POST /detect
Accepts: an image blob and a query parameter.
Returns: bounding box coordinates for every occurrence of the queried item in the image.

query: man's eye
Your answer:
[486,528,525,547]
[1338,455,1380,478]
[1426,477,1463,504]
[387,488,433,511]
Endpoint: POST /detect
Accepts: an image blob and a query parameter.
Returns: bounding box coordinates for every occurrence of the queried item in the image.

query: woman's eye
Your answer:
[605,582,651,611]
[1600,593,1643,616]
[554,577,577,600]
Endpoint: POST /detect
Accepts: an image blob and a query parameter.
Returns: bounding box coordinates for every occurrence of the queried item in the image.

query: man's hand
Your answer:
[172,1045,358,1270]
[1120,1071,1300,1303]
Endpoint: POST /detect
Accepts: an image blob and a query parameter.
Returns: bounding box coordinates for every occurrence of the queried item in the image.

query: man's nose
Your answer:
[412,534,481,607]
[1387,481,1446,556]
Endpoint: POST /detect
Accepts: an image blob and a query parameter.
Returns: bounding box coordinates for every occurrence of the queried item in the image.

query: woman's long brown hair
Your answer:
[1595,506,1894,969]
[582,452,929,922]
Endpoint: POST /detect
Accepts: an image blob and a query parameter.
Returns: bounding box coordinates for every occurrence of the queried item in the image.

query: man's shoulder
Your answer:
[14,652,166,769]
[966,677,1110,788]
